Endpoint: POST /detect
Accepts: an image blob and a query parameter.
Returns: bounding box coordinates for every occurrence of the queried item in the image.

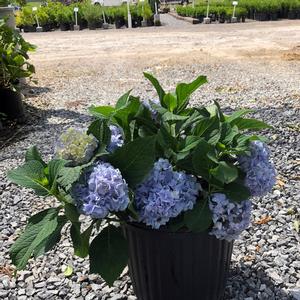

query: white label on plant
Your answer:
[32,6,37,11]
[74,7,79,12]
[232,1,238,5]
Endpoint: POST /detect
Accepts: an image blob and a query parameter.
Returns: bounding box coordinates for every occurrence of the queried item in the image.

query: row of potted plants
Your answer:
[182,0,300,22]
[176,5,247,23]
[15,0,154,31]
[238,0,300,21]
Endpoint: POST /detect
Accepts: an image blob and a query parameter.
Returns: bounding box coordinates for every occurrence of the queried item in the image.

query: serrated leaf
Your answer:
[162,112,189,122]
[232,118,272,131]
[48,159,68,191]
[184,199,212,232]
[143,72,166,104]
[226,109,254,123]
[71,222,93,258]
[65,203,80,223]
[192,139,217,180]
[25,146,46,167]
[163,93,177,112]
[88,105,115,119]
[89,226,128,286]
[115,90,132,109]
[224,182,251,202]
[57,166,82,191]
[88,119,111,146]
[10,208,61,270]
[33,216,67,258]
[7,161,50,196]
[108,136,156,188]
[175,75,207,113]
[210,161,238,184]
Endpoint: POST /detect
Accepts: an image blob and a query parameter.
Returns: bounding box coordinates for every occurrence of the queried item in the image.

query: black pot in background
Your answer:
[60,23,70,31]
[0,88,25,120]
[255,12,269,21]
[23,25,36,32]
[124,222,233,300]
[269,12,278,20]
[197,15,204,23]
[288,10,298,19]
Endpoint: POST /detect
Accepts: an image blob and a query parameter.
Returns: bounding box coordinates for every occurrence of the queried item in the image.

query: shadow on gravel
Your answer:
[0,102,89,150]
[225,264,292,299]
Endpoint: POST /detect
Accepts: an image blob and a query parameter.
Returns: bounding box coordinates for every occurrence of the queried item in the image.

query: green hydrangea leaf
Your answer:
[89,225,128,286]
[7,161,50,196]
[10,208,62,270]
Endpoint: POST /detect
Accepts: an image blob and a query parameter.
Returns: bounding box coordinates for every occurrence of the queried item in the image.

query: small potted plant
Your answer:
[0,20,36,120]
[8,73,276,300]
[82,3,102,30]
[55,6,72,31]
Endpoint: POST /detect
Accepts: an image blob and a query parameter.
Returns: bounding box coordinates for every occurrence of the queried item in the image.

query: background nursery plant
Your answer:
[8,73,276,299]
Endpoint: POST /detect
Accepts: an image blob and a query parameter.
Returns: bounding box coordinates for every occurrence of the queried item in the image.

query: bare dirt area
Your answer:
[1,17,300,300]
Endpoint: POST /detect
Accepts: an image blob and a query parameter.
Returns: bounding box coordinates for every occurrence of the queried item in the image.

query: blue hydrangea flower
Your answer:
[55,128,98,166]
[72,162,129,219]
[209,193,252,241]
[134,158,201,229]
[238,141,276,197]
[107,125,124,153]
[142,99,161,121]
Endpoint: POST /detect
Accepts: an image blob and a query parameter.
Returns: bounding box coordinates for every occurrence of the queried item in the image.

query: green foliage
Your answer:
[10,208,67,270]
[0,0,9,7]
[0,20,36,90]
[89,225,128,286]
[7,71,272,287]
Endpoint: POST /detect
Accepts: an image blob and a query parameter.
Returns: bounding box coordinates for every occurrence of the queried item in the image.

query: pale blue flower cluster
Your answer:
[72,162,129,219]
[238,141,276,197]
[142,99,160,121]
[55,127,98,166]
[135,158,201,229]
[209,193,252,241]
[107,125,124,153]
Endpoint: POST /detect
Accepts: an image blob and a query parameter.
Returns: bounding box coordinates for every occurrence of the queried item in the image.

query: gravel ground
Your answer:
[0,20,300,300]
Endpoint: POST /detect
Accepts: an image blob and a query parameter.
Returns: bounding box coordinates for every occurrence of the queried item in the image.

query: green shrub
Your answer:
[82,3,102,26]
[0,20,36,90]
[55,6,73,25]
[17,6,35,27]
[0,0,9,7]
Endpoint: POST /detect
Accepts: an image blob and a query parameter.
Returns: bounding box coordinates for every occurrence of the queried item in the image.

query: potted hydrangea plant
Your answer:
[8,73,276,300]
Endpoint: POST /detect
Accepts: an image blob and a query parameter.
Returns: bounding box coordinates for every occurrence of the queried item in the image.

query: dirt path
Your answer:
[24,19,300,70]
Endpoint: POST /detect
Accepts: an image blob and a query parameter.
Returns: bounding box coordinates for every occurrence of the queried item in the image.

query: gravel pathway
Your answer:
[0,25,300,300]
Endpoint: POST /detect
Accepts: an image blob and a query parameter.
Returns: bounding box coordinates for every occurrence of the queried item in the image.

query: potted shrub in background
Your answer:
[17,7,36,32]
[82,3,102,30]
[8,73,276,300]
[0,20,36,120]
[56,6,72,31]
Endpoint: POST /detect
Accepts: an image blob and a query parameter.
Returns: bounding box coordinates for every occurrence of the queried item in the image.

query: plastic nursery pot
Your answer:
[60,23,70,31]
[288,10,298,19]
[124,222,234,300]
[0,88,25,120]
[269,12,278,21]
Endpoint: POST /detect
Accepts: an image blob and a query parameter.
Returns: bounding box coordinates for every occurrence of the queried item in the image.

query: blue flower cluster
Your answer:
[142,99,160,121]
[72,162,129,219]
[135,158,201,229]
[209,193,252,241]
[107,125,124,153]
[238,141,276,197]
[55,128,98,166]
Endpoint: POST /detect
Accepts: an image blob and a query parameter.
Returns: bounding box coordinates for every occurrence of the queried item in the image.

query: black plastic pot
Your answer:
[23,25,36,32]
[288,10,298,19]
[255,12,269,21]
[124,223,233,300]
[60,23,70,31]
[0,88,25,120]
[269,12,278,20]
